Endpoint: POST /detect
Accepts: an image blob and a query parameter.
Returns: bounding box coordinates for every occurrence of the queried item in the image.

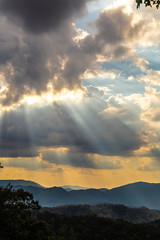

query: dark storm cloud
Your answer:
[0,0,90,33]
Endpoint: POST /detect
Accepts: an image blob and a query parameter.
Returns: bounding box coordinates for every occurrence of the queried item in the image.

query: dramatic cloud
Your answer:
[0,0,90,33]
[93,6,144,45]
[80,6,145,61]
[0,92,143,161]
[0,4,148,107]
[0,22,79,106]
[0,0,91,106]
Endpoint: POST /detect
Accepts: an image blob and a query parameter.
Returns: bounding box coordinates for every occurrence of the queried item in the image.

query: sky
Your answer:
[0,0,160,188]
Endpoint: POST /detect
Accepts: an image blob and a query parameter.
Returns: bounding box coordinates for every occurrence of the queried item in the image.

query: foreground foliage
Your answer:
[136,0,160,8]
[1,185,160,239]
[0,185,53,240]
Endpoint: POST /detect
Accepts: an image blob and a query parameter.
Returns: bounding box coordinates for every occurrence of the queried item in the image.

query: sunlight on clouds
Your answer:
[105,0,160,48]
[52,89,84,102]
[0,88,85,113]
[83,69,117,79]
[96,86,112,95]
[21,89,84,106]
[126,93,150,111]
[0,73,7,93]
[73,24,89,43]
[139,70,160,86]
[104,0,134,12]
[22,95,42,105]
[139,87,160,124]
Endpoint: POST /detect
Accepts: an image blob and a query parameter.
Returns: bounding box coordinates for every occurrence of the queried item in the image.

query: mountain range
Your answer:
[1,180,160,209]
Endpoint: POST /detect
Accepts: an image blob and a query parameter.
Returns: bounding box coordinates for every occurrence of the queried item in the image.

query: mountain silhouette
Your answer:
[1,180,160,209]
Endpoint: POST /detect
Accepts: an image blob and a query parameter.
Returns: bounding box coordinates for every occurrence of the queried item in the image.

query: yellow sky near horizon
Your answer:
[0,161,159,189]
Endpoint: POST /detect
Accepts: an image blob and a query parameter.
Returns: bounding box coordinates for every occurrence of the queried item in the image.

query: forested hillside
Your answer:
[43,204,160,223]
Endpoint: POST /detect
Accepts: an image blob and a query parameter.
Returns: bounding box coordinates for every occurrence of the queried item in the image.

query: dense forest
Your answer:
[1,185,160,240]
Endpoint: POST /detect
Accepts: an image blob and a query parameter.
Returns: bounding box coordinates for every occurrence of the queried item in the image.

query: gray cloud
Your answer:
[79,6,145,65]
[1,157,49,170]
[0,149,38,158]
[94,6,144,45]
[42,149,122,169]
[42,150,95,169]
[0,0,90,33]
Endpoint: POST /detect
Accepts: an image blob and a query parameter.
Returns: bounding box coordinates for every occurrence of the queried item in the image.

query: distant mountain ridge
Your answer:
[0,179,44,188]
[1,180,160,210]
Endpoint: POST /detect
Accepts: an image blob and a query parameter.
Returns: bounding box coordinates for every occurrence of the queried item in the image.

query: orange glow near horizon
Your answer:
[0,163,159,189]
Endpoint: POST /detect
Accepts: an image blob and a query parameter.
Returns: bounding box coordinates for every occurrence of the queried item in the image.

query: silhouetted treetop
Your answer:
[0,184,40,211]
[0,185,52,240]
[136,0,160,8]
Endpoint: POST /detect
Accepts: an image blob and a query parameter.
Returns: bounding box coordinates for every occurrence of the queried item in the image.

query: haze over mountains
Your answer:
[1,180,160,210]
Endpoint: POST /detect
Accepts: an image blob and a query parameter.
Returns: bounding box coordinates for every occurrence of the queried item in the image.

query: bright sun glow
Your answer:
[21,89,84,105]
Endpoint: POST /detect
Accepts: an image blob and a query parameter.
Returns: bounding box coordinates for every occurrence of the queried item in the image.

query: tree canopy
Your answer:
[136,0,160,8]
[0,185,53,240]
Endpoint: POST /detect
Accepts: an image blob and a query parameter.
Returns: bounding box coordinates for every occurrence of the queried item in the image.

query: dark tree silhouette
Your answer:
[0,185,53,240]
[136,0,160,8]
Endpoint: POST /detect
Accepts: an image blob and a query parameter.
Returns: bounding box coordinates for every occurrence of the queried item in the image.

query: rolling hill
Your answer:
[42,204,160,223]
